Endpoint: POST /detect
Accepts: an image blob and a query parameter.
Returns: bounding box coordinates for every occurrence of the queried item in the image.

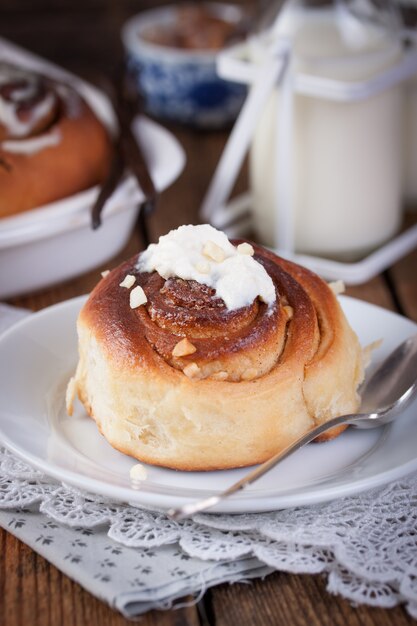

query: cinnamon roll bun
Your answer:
[0,62,111,217]
[70,225,364,471]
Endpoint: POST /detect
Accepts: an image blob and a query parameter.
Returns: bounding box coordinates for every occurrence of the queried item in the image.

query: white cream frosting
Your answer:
[1,129,61,155]
[0,89,56,138]
[137,224,276,311]
[0,63,58,138]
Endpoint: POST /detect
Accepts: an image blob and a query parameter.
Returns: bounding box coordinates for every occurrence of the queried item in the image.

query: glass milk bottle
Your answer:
[250,0,404,259]
[399,0,417,208]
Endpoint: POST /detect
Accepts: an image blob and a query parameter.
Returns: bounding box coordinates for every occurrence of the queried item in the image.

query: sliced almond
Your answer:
[203,240,225,263]
[283,305,294,320]
[129,463,148,482]
[183,362,201,379]
[195,260,210,274]
[130,285,147,308]
[101,269,110,278]
[120,274,136,289]
[172,338,197,357]
[328,280,345,295]
[241,367,258,381]
[211,371,228,381]
[237,242,254,256]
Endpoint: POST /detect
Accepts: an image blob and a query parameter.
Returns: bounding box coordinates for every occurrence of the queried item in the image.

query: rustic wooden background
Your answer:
[1,1,417,624]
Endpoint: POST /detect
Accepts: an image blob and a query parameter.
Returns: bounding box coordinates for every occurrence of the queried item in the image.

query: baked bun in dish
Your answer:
[0,62,111,217]
[69,225,364,471]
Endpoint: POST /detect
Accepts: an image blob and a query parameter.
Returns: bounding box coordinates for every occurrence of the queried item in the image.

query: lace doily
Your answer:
[0,447,416,618]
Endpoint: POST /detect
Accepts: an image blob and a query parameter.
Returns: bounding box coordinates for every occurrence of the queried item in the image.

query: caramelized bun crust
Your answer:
[72,244,364,470]
[0,64,111,217]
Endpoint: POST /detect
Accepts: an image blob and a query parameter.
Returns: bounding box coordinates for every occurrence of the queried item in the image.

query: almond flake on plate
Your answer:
[130,464,148,482]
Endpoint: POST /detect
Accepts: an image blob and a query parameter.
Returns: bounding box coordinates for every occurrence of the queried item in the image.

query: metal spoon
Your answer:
[169,334,417,520]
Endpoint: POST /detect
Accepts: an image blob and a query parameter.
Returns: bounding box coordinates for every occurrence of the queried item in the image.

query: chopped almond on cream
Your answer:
[203,240,225,263]
[183,362,201,379]
[101,270,110,278]
[130,285,147,308]
[237,242,254,256]
[195,260,210,274]
[172,338,197,357]
[120,274,136,289]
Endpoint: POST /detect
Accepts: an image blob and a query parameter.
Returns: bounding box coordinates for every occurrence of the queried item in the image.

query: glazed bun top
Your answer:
[81,225,360,387]
[0,62,78,142]
[0,61,111,217]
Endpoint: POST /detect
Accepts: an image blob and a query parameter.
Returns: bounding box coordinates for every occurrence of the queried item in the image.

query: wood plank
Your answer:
[208,572,414,626]
[389,214,417,322]
[0,529,200,626]
[2,1,416,622]
[345,276,395,311]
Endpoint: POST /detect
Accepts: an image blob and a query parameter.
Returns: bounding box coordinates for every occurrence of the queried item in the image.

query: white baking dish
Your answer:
[0,38,185,298]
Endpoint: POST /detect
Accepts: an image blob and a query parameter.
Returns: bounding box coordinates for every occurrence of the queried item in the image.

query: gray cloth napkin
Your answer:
[0,506,271,617]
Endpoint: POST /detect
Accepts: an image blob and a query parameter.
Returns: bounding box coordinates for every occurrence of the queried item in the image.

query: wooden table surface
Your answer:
[2,1,417,624]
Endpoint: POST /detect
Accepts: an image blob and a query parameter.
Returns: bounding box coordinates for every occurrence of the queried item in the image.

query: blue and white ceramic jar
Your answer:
[122,4,247,129]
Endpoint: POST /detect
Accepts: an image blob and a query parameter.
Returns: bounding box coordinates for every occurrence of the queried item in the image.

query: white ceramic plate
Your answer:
[0,296,416,513]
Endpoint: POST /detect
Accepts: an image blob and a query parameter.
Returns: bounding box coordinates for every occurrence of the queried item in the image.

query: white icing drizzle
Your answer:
[0,92,56,138]
[8,83,37,102]
[0,63,61,138]
[137,224,276,311]
[1,129,61,155]
[0,63,84,144]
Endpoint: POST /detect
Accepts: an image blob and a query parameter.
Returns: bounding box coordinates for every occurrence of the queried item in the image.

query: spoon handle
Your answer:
[168,412,365,520]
